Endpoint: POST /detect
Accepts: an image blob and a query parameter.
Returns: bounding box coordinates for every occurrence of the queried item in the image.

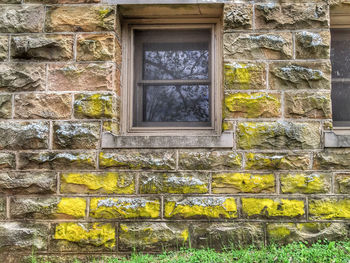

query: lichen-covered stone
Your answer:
[15,94,71,119]
[99,150,176,170]
[178,150,242,170]
[296,31,330,59]
[0,94,11,118]
[53,121,100,149]
[89,197,160,219]
[0,153,15,170]
[212,173,275,194]
[26,0,100,2]
[238,121,321,150]
[10,197,86,219]
[280,173,331,194]
[74,94,114,119]
[45,6,115,32]
[335,174,350,194]
[18,151,96,170]
[245,153,310,170]
[242,198,305,219]
[77,34,114,61]
[0,0,21,3]
[0,63,45,92]
[222,121,233,131]
[139,172,208,194]
[224,92,281,118]
[103,120,120,134]
[0,198,5,219]
[255,3,329,29]
[313,149,350,170]
[224,33,292,60]
[0,6,44,33]
[48,63,113,91]
[0,121,48,150]
[11,35,73,61]
[309,198,350,220]
[60,172,135,194]
[164,197,237,219]
[0,172,56,194]
[224,62,266,90]
[224,4,252,30]
[0,36,8,61]
[269,62,331,90]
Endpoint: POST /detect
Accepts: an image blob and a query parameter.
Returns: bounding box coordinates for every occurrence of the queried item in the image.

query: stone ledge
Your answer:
[102,0,227,4]
[324,131,350,148]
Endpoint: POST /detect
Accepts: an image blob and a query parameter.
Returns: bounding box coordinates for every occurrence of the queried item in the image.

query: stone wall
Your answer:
[0,0,349,261]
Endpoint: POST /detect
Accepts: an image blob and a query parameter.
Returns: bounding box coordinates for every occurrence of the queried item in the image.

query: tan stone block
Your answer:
[0,153,15,170]
[0,36,8,61]
[295,31,330,59]
[224,4,252,30]
[25,0,99,2]
[74,93,114,119]
[245,153,310,170]
[313,149,350,170]
[335,174,350,194]
[77,34,114,61]
[0,94,11,119]
[280,173,331,194]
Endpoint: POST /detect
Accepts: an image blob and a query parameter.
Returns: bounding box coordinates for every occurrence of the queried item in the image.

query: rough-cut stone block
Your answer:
[224,4,252,30]
[10,197,86,219]
[222,121,233,131]
[309,198,350,220]
[74,94,114,119]
[242,198,305,219]
[269,62,331,90]
[60,172,135,194]
[280,173,331,194]
[0,121,48,150]
[0,36,8,61]
[164,197,237,219]
[0,94,11,118]
[89,197,160,219]
[15,94,71,119]
[224,92,281,118]
[178,150,242,170]
[46,6,114,32]
[0,198,5,219]
[102,120,119,134]
[26,0,99,3]
[245,153,310,170]
[224,62,266,90]
[11,35,73,61]
[0,0,21,3]
[0,172,56,194]
[255,3,329,29]
[224,33,292,60]
[77,34,114,61]
[335,174,350,194]
[212,173,275,194]
[0,6,44,33]
[0,153,15,170]
[53,121,100,149]
[99,150,176,170]
[18,151,96,170]
[267,223,350,244]
[139,172,209,194]
[0,63,45,92]
[296,31,330,59]
[48,63,113,92]
[237,121,321,150]
[313,150,350,170]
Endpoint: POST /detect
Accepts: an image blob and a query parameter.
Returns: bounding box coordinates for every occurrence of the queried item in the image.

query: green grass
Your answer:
[30,240,350,263]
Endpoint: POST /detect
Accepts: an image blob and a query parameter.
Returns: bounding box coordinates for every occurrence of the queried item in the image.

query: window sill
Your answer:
[101,132,234,149]
[324,131,350,147]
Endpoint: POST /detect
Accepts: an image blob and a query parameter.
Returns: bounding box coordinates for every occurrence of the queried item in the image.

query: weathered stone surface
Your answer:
[0,0,21,3]
[237,121,321,150]
[139,172,209,194]
[164,197,237,219]
[335,174,350,194]
[60,172,135,194]
[18,151,96,170]
[269,62,331,90]
[245,153,310,170]
[74,94,114,119]
[224,62,266,90]
[285,92,331,119]
[178,150,242,170]
[11,35,73,61]
[309,198,350,219]
[46,6,114,32]
[53,121,100,149]
[99,150,176,170]
[102,120,119,134]
[90,197,160,219]
[0,6,44,33]
[26,0,99,3]
[0,172,56,194]
[255,3,329,29]
[48,63,113,91]
[224,92,281,118]
[313,150,350,170]
[222,121,233,131]
[0,36,8,61]
[267,223,350,244]
[77,34,114,61]
[0,223,48,252]
[10,197,86,219]
[224,4,252,30]
[15,94,71,119]
[0,153,15,170]
[0,63,45,92]
[224,33,292,60]
[0,94,11,118]
[280,173,331,194]
[296,31,330,59]
[212,173,275,194]
[0,121,48,150]
[242,198,305,219]
[0,198,5,219]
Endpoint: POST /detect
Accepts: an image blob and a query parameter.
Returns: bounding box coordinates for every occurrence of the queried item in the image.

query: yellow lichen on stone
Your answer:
[181,229,189,242]
[309,199,350,219]
[56,198,86,218]
[280,173,329,194]
[268,225,292,239]
[222,121,233,131]
[74,94,113,119]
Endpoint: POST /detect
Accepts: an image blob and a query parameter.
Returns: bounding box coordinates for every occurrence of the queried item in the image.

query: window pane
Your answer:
[332,82,350,123]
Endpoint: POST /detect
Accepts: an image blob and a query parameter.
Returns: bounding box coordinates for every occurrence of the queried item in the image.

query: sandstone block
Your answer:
[335,174,350,194]
[26,0,99,2]
[280,173,331,194]
[0,198,5,219]
[224,4,252,30]
[0,36,8,61]
[0,153,15,170]
[74,94,114,119]
[102,120,119,134]
[77,34,114,61]
[222,121,234,131]
[296,31,330,59]
[0,0,21,3]
[313,150,350,170]
[0,94,11,118]
[309,198,350,220]
[245,153,310,170]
